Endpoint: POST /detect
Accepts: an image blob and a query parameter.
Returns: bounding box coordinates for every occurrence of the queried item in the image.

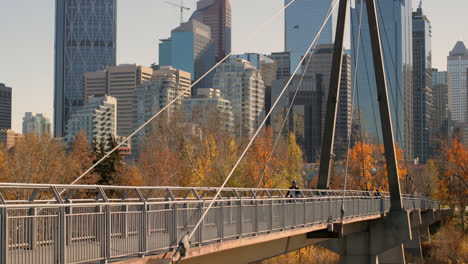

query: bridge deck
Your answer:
[0,184,439,264]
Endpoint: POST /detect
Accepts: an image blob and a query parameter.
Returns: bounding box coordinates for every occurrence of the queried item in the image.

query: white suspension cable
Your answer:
[184,0,340,247]
[61,0,299,194]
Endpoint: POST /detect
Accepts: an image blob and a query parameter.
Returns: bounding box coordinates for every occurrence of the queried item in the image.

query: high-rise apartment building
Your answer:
[133,66,191,149]
[302,44,352,158]
[284,0,335,71]
[268,52,291,80]
[431,69,451,141]
[159,19,215,91]
[447,41,468,123]
[230,53,277,122]
[84,64,153,137]
[412,3,432,162]
[22,113,52,136]
[351,0,413,158]
[54,0,117,137]
[213,58,265,137]
[183,88,234,132]
[191,0,231,62]
[0,83,12,130]
[64,96,117,146]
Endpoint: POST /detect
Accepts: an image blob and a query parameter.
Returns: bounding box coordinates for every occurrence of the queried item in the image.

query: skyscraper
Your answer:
[54,0,117,137]
[302,44,352,159]
[431,69,450,141]
[412,3,432,162]
[351,0,413,158]
[284,0,334,71]
[447,41,468,123]
[159,19,215,91]
[213,58,265,137]
[191,0,231,62]
[0,83,12,130]
[22,113,52,136]
[84,64,153,137]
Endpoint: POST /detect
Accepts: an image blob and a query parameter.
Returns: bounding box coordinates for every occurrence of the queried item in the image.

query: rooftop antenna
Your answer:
[165,0,191,24]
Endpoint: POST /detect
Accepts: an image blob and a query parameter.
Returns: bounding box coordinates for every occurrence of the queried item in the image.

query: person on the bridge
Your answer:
[286,180,300,198]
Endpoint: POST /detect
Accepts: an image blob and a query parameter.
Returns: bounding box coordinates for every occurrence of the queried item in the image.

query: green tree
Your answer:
[284,133,303,189]
[93,135,122,186]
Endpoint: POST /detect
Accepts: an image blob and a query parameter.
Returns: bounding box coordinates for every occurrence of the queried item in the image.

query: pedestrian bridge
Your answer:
[0,183,447,264]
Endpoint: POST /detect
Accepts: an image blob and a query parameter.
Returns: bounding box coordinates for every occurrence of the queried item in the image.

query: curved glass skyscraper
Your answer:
[54,0,117,137]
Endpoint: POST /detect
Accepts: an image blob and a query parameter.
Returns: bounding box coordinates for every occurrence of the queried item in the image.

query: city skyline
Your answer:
[0,0,467,132]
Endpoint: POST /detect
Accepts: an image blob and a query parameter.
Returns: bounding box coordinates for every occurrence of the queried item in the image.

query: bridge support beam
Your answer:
[320,211,411,264]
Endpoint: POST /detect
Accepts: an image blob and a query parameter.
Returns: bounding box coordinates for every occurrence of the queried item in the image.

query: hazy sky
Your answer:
[0,0,467,132]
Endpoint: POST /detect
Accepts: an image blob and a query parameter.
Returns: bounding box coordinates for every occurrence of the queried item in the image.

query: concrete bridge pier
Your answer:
[404,210,423,263]
[320,210,411,264]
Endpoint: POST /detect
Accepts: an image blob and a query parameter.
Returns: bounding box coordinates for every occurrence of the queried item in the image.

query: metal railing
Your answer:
[0,183,439,263]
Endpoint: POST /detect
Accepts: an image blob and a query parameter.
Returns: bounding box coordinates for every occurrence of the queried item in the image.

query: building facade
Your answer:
[0,129,23,149]
[54,0,117,137]
[182,88,234,132]
[302,44,352,158]
[412,4,432,162]
[22,113,52,136]
[64,96,117,146]
[351,0,413,158]
[213,58,265,137]
[284,0,335,71]
[84,64,153,137]
[159,19,215,91]
[190,0,231,62]
[0,83,12,130]
[431,69,450,142]
[447,41,468,123]
[133,66,191,149]
[230,53,277,123]
[268,52,291,80]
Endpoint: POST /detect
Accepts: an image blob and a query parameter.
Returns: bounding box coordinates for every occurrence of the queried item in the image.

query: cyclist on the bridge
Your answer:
[286,180,300,198]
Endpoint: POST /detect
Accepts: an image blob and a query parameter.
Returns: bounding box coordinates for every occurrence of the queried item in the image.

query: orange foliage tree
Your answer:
[436,138,468,232]
[345,142,407,191]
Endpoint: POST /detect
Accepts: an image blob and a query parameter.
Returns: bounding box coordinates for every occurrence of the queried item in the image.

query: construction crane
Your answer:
[165,0,191,24]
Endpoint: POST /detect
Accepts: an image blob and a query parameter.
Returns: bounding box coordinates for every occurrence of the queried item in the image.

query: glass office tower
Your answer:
[351,0,413,159]
[54,0,117,137]
[412,3,432,162]
[284,0,334,72]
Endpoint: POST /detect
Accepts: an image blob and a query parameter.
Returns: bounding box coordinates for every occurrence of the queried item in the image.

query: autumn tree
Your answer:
[244,128,288,188]
[436,138,468,232]
[0,145,9,182]
[345,142,407,191]
[66,131,97,185]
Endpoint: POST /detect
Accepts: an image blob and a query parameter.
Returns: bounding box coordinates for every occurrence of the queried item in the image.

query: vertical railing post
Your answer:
[198,201,203,244]
[170,204,178,248]
[303,198,307,226]
[140,203,148,256]
[1,207,8,264]
[269,200,273,232]
[121,205,128,239]
[59,206,66,264]
[28,207,37,250]
[254,200,259,234]
[105,205,111,261]
[238,199,243,237]
[281,199,285,230]
[219,201,224,241]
